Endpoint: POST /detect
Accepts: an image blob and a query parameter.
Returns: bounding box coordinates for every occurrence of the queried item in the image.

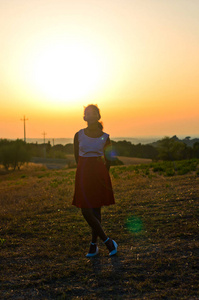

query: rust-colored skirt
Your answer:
[72,156,115,208]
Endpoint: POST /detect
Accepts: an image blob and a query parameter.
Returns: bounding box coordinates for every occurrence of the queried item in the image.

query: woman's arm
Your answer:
[104,137,111,171]
[74,132,79,165]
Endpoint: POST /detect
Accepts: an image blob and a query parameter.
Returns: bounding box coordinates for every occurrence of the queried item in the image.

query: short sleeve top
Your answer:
[78,129,109,157]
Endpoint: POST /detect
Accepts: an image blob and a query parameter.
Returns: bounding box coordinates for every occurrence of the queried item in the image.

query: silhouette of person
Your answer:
[72,104,118,257]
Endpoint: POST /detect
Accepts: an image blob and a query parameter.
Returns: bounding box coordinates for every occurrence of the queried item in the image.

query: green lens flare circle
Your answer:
[125,216,143,233]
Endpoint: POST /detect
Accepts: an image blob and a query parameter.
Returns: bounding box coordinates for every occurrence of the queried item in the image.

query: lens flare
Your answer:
[125,216,143,233]
[104,145,118,161]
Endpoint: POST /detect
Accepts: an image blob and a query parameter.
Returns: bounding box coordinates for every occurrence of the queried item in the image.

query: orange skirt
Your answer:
[72,156,115,208]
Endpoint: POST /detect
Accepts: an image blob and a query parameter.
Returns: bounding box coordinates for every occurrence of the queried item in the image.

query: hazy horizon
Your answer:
[3,134,199,146]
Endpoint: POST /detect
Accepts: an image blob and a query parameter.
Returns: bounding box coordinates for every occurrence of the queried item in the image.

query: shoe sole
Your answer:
[109,240,118,256]
[86,247,99,258]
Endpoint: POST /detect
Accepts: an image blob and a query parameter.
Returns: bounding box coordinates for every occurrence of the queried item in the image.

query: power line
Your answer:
[20,116,28,142]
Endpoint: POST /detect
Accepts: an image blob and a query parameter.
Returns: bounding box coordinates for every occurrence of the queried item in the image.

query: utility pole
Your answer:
[42,131,47,159]
[42,131,47,144]
[20,116,28,142]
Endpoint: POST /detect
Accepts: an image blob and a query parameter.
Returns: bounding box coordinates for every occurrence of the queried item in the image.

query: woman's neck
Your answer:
[84,122,103,138]
[87,122,99,131]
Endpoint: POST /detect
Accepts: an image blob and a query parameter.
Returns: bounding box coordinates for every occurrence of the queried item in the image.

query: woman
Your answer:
[72,104,118,257]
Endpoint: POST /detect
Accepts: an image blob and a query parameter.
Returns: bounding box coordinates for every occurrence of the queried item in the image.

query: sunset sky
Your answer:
[1,0,199,140]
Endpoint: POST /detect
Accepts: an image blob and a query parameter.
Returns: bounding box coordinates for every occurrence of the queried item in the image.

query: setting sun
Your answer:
[23,39,104,105]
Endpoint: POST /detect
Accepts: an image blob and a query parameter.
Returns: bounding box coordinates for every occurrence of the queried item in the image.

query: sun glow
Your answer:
[23,39,105,105]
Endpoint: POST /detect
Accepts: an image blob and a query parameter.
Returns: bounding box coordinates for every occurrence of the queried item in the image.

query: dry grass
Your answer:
[0,162,199,299]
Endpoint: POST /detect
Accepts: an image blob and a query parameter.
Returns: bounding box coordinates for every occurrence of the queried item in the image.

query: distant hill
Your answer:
[150,135,199,147]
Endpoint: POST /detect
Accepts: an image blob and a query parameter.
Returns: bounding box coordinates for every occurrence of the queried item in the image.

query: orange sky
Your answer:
[1,0,199,140]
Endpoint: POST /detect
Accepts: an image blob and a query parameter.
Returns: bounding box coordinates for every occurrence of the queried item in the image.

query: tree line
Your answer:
[0,137,199,170]
[111,137,199,161]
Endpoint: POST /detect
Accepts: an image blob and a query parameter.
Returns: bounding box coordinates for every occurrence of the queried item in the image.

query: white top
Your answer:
[78,129,109,157]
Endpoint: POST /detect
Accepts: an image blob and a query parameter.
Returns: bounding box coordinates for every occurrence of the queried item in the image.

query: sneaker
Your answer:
[86,243,99,258]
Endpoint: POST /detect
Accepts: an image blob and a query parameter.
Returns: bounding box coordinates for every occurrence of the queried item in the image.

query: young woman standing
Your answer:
[72,104,118,257]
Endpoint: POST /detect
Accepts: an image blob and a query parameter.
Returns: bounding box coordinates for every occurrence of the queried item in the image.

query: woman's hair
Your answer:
[84,104,103,130]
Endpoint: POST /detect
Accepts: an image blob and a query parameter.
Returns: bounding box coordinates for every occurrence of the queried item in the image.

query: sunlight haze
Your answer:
[1,0,199,140]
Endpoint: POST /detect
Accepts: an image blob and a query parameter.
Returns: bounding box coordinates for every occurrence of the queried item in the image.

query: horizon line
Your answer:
[2,134,199,141]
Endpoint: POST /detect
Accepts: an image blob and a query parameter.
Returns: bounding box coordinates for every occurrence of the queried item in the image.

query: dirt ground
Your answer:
[117,156,152,165]
[0,164,198,299]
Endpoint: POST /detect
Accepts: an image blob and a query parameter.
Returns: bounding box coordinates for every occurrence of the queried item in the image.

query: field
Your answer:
[0,159,199,299]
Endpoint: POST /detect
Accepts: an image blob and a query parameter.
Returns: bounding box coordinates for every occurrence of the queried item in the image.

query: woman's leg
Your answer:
[92,208,101,243]
[81,208,116,254]
[81,208,107,242]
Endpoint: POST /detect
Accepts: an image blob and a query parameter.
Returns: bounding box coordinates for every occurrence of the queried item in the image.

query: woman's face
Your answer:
[84,108,100,124]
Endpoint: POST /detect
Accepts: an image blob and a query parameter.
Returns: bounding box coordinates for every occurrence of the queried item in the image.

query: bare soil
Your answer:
[117,156,152,165]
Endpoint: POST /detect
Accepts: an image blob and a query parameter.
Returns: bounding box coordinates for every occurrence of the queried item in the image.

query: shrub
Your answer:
[177,168,189,175]
[0,139,31,170]
[153,166,164,172]
[165,169,175,176]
